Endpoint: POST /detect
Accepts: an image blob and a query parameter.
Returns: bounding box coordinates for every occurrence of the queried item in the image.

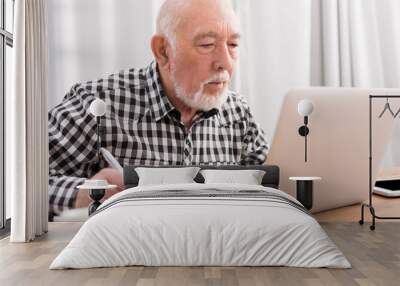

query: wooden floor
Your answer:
[314,194,400,222]
[2,165,400,286]
[1,200,400,286]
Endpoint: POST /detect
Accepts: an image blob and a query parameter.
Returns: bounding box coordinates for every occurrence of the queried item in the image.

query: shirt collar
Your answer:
[146,61,175,122]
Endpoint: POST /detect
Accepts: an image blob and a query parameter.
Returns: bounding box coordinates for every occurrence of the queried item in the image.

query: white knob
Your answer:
[89,98,106,117]
[298,99,314,116]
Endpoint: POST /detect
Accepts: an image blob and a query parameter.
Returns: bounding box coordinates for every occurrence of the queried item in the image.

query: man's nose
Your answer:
[213,44,234,72]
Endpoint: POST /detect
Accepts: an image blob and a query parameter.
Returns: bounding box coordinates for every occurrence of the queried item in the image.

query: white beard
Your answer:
[172,71,230,111]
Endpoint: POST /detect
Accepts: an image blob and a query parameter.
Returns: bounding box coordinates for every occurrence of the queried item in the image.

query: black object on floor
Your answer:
[373,179,400,197]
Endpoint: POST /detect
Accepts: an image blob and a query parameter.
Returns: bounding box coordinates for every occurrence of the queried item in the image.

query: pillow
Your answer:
[135,167,201,186]
[200,169,266,185]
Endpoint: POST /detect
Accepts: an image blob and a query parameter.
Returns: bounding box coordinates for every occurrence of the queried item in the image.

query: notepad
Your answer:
[100,147,123,174]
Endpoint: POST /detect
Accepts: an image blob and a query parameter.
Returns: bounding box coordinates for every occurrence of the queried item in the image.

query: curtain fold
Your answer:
[315,0,400,167]
[8,0,48,242]
[315,0,400,88]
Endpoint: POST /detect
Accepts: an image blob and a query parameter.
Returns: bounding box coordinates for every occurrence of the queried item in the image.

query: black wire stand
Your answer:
[359,95,400,230]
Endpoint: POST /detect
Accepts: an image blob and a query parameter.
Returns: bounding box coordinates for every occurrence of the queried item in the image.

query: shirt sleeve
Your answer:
[240,105,269,165]
[48,86,98,214]
[48,175,86,215]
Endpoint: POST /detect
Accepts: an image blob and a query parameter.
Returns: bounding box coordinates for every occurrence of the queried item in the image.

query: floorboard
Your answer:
[1,220,400,286]
[314,195,400,222]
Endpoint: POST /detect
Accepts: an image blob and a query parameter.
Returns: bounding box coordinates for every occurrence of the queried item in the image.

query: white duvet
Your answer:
[50,183,351,269]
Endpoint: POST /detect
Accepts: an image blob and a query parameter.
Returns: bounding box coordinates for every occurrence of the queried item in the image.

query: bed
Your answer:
[50,165,350,269]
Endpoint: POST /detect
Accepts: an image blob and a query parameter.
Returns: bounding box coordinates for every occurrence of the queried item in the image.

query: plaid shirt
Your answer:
[48,61,268,214]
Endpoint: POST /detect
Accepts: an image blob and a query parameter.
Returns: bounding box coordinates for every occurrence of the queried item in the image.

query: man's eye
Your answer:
[200,44,215,48]
[229,43,239,48]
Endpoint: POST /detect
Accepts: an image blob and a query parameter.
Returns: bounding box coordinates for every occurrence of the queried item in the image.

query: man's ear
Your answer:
[151,35,170,68]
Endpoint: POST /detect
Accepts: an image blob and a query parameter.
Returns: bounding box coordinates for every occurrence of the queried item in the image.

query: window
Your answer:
[0,0,14,234]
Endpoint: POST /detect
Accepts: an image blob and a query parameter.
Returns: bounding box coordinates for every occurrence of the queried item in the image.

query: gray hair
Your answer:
[156,0,188,49]
[156,0,235,50]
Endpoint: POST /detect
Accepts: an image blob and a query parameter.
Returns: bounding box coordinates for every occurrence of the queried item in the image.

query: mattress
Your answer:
[50,183,351,269]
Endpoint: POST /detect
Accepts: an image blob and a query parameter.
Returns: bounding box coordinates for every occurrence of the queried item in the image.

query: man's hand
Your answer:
[74,168,124,208]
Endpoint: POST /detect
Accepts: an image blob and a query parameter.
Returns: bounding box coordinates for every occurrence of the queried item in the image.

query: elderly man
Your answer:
[48,0,268,213]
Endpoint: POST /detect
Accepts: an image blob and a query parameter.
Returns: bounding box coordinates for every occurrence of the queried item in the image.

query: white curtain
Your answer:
[7,0,49,242]
[313,0,400,167]
[232,0,400,166]
[232,0,312,144]
[47,0,164,109]
[315,0,400,87]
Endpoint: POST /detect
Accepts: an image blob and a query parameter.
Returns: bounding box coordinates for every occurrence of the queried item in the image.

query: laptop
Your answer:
[267,87,400,212]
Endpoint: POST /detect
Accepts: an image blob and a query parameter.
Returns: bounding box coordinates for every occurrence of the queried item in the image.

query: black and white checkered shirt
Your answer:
[48,61,268,213]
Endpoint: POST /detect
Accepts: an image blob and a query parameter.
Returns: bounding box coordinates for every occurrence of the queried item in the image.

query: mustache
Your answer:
[203,72,230,84]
